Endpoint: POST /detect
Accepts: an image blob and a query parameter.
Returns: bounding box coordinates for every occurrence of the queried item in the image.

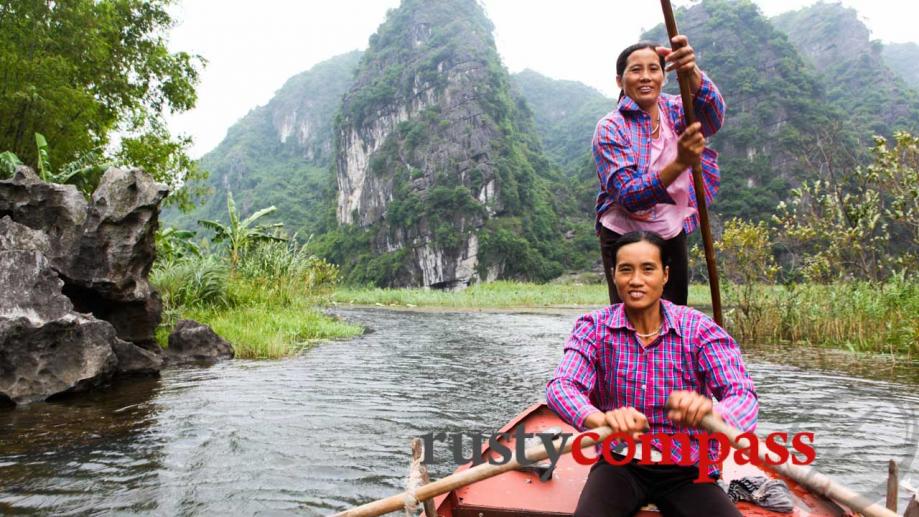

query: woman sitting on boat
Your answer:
[546,231,757,517]
[594,35,724,306]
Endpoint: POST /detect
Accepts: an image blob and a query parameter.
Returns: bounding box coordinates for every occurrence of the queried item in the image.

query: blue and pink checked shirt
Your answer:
[546,300,758,478]
[592,72,725,234]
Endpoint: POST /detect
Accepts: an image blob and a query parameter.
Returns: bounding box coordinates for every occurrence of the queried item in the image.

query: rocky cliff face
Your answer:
[332,0,564,288]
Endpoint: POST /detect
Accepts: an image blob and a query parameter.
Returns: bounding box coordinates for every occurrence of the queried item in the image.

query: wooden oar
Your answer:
[330,425,616,517]
[699,413,898,517]
[659,0,724,326]
[334,416,896,517]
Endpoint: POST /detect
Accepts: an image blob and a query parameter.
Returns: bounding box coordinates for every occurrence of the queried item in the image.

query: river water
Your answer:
[1,308,917,515]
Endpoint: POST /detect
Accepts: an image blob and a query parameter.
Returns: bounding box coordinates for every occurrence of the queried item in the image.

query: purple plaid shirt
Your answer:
[546,300,758,477]
[592,72,725,234]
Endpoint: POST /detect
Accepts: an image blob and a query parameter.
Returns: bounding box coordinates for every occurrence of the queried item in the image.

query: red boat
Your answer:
[433,403,853,517]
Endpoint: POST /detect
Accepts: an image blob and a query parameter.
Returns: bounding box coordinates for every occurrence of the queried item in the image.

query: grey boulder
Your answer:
[167,320,235,365]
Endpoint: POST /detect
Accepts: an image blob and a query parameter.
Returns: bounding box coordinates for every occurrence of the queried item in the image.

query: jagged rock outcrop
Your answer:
[0,246,119,404]
[166,320,234,365]
[334,0,565,288]
[62,168,168,349]
[0,167,167,348]
[0,168,169,404]
[0,167,87,263]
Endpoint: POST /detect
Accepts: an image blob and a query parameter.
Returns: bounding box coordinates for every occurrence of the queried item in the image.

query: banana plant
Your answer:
[155,227,202,263]
[198,191,286,268]
[0,151,21,179]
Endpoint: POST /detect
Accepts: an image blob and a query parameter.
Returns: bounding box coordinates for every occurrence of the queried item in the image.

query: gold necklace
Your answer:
[635,325,662,338]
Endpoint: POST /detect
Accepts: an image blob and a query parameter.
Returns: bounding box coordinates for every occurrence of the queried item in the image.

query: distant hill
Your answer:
[168,51,363,237]
[643,0,847,220]
[511,69,612,172]
[169,0,919,286]
[772,2,919,138]
[882,42,919,90]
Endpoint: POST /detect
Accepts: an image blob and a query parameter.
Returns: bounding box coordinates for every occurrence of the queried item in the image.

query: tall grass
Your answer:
[725,277,918,356]
[333,279,916,356]
[151,241,361,359]
[332,281,712,308]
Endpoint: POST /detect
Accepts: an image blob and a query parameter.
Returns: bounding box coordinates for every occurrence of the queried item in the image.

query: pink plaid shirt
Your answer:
[546,300,758,477]
[592,71,725,235]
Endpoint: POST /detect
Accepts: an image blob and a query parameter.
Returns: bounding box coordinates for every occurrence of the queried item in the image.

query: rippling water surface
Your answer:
[1,308,916,515]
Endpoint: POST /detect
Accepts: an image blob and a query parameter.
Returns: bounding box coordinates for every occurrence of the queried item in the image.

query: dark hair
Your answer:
[616,41,666,101]
[611,231,671,268]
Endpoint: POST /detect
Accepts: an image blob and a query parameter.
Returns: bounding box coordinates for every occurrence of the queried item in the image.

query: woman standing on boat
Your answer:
[546,231,757,517]
[594,35,724,305]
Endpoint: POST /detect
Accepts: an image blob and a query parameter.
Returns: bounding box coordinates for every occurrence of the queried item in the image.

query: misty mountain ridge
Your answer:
[168,0,919,288]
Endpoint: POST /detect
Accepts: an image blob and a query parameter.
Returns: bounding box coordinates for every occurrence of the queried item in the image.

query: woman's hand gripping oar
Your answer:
[674,401,899,517]
[330,424,618,517]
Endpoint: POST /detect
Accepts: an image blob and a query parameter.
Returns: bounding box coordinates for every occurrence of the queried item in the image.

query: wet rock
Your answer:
[111,339,163,375]
[0,168,170,403]
[0,315,119,405]
[0,250,119,404]
[167,320,235,364]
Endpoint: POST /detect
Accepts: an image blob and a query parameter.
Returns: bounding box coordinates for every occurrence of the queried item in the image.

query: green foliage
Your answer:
[0,151,21,179]
[775,178,887,282]
[151,238,353,358]
[155,227,201,264]
[0,0,205,208]
[152,255,231,311]
[511,69,612,172]
[198,191,286,268]
[713,219,780,341]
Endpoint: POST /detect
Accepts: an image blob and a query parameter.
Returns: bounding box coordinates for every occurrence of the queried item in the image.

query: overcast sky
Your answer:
[166,0,919,158]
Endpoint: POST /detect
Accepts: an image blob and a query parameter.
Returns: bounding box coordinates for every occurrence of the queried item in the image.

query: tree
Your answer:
[198,192,286,268]
[0,0,205,208]
[772,131,919,281]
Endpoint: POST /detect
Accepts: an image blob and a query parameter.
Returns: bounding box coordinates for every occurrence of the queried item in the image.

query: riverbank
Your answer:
[332,280,917,357]
[151,248,363,360]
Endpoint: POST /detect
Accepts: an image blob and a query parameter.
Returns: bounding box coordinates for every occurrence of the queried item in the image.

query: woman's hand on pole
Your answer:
[592,407,650,440]
[666,390,719,427]
[676,122,704,168]
[657,35,703,93]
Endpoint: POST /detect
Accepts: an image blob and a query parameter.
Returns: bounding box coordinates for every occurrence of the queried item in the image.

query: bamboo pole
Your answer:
[886,459,898,512]
[659,0,724,326]
[700,413,897,517]
[331,426,615,517]
[334,414,894,517]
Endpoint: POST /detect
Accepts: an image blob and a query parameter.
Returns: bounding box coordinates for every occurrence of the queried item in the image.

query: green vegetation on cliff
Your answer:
[317,0,589,287]
[167,51,363,238]
[772,2,919,138]
[511,69,612,172]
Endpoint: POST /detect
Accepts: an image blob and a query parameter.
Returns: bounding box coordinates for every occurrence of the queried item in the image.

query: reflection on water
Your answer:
[0,308,916,516]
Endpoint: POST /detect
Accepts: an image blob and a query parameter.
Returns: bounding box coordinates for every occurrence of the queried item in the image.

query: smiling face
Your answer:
[616,47,665,110]
[613,240,669,312]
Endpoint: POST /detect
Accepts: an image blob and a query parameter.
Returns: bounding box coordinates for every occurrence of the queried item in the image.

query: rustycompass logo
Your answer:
[419,427,816,483]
